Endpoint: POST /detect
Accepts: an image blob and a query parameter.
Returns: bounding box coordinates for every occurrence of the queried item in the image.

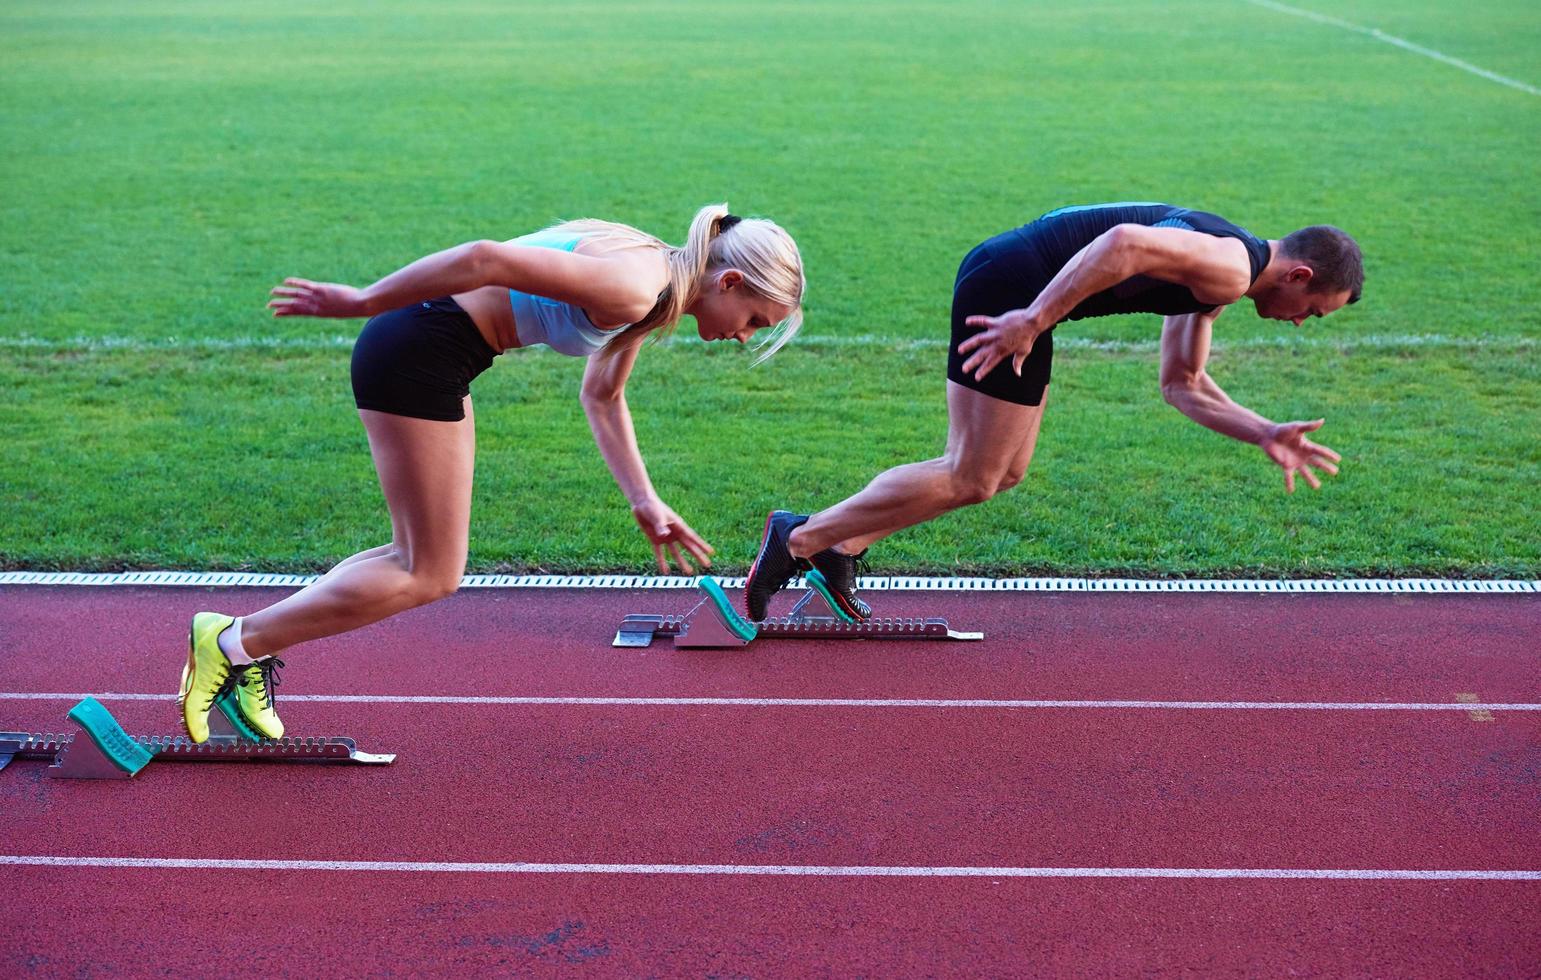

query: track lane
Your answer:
[2,699,1536,871]
[2,586,1538,702]
[2,868,1537,976]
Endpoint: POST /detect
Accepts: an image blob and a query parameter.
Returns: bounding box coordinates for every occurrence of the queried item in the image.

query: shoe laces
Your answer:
[851,551,871,588]
[238,657,285,710]
[200,666,236,712]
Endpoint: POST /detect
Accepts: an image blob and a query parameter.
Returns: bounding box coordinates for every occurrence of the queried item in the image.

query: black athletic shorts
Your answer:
[351,297,498,422]
[946,234,1056,407]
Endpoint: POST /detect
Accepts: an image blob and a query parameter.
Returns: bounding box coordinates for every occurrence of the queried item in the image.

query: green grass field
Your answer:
[2,0,1538,576]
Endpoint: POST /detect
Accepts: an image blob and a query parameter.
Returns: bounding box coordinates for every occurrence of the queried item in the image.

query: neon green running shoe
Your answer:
[233,658,285,740]
[178,612,237,743]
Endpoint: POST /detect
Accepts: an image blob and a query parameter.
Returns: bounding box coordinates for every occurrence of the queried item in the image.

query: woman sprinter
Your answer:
[179,204,804,742]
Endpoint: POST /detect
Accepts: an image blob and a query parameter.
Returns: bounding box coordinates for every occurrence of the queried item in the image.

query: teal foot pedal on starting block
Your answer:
[0,697,395,779]
[212,689,262,743]
[803,569,857,624]
[58,697,153,779]
[676,575,759,647]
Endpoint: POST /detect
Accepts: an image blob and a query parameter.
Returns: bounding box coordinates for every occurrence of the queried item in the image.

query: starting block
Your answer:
[614,573,984,648]
[0,693,394,779]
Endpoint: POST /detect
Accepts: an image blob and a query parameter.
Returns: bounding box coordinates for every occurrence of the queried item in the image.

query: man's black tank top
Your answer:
[993,202,1271,321]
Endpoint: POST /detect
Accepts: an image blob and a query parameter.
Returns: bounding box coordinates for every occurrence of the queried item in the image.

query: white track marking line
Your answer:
[0,855,1535,879]
[2,692,1537,711]
[2,571,1537,592]
[1242,0,1541,96]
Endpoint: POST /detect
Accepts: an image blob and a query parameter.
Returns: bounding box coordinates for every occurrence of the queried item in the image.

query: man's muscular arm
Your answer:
[1160,310,1343,493]
[958,226,1253,380]
[1159,309,1273,443]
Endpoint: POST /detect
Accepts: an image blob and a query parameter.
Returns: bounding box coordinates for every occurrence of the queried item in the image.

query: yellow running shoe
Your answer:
[178,612,237,743]
[233,658,285,739]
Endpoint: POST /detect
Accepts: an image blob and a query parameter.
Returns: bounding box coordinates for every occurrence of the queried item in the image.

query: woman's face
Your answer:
[692,270,794,344]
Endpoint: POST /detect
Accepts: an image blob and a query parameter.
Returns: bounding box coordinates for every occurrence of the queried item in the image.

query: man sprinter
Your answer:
[744,202,1362,621]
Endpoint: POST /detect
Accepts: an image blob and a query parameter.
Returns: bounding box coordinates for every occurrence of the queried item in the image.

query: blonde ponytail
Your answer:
[543,203,804,361]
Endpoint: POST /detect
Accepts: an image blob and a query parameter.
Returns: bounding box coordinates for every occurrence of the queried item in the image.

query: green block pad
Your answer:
[214,689,263,743]
[698,576,758,641]
[67,697,153,775]
[804,569,857,624]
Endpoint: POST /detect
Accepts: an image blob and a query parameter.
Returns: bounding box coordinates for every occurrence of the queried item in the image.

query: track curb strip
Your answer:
[1,571,1537,593]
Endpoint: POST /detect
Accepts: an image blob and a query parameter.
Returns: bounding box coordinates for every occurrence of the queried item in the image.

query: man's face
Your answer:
[1254,271,1353,326]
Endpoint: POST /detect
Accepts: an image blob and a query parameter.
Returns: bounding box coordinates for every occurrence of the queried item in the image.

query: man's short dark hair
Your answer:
[1279,225,1363,303]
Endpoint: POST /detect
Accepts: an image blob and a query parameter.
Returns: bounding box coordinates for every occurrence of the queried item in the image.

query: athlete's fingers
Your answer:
[973,354,1001,381]
[1284,469,1296,494]
[670,523,714,564]
[652,542,669,575]
[269,286,306,299]
[1312,457,1340,476]
[1306,442,1343,464]
[675,524,714,557]
[960,340,999,373]
[668,541,695,575]
[955,331,992,356]
[283,277,316,288]
[963,315,997,331]
[972,351,1004,382]
[685,541,713,569]
[1011,352,1026,376]
[1302,466,1322,490]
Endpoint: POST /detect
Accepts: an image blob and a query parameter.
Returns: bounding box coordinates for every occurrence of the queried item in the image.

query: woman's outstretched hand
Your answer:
[268,278,370,318]
[1260,419,1342,493]
[632,498,715,574]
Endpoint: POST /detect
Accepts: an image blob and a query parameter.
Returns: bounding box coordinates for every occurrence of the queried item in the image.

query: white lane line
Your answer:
[2,855,1537,879]
[3,692,1537,711]
[1242,0,1541,96]
[3,571,1537,592]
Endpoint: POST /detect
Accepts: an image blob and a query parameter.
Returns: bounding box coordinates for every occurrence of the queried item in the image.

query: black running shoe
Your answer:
[745,510,810,621]
[810,547,872,621]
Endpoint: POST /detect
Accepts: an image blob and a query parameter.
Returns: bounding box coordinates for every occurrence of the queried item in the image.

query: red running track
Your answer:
[1,584,1538,976]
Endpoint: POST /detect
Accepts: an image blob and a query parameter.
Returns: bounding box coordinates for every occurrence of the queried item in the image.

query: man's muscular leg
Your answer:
[788,382,1047,559]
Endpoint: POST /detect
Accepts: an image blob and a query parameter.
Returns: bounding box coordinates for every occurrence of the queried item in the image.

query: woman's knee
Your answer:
[399,553,465,606]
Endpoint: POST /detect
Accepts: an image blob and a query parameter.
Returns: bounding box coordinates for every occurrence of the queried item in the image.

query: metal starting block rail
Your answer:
[0,695,394,779]
[615,575,984,648]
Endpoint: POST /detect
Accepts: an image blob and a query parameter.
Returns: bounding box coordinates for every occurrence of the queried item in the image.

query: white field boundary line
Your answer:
[3,693,1538,712]
[2,571,1536,593]
[1242,0,1541,97]
[3,332,1538,355]
[1,855,1536,880]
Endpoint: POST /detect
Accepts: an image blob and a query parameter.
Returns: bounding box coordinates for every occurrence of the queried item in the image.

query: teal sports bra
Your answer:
[507,232,627,357]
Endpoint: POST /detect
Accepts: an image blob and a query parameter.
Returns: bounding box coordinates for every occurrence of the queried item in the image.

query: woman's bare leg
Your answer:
[788,383,1048,557]
[237,399,477,658]
[314,543,398,582]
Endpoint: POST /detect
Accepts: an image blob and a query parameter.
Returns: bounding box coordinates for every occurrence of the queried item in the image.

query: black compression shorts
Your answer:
[946,237,1055,406]
[350,297,498,422]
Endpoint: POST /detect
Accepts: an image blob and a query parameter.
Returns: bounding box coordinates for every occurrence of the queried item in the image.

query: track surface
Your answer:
[2,585,1538,976]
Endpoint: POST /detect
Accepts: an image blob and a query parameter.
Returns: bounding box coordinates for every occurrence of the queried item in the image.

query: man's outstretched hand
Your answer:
[1260,419,1342,493]
[957,309,1048,381]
